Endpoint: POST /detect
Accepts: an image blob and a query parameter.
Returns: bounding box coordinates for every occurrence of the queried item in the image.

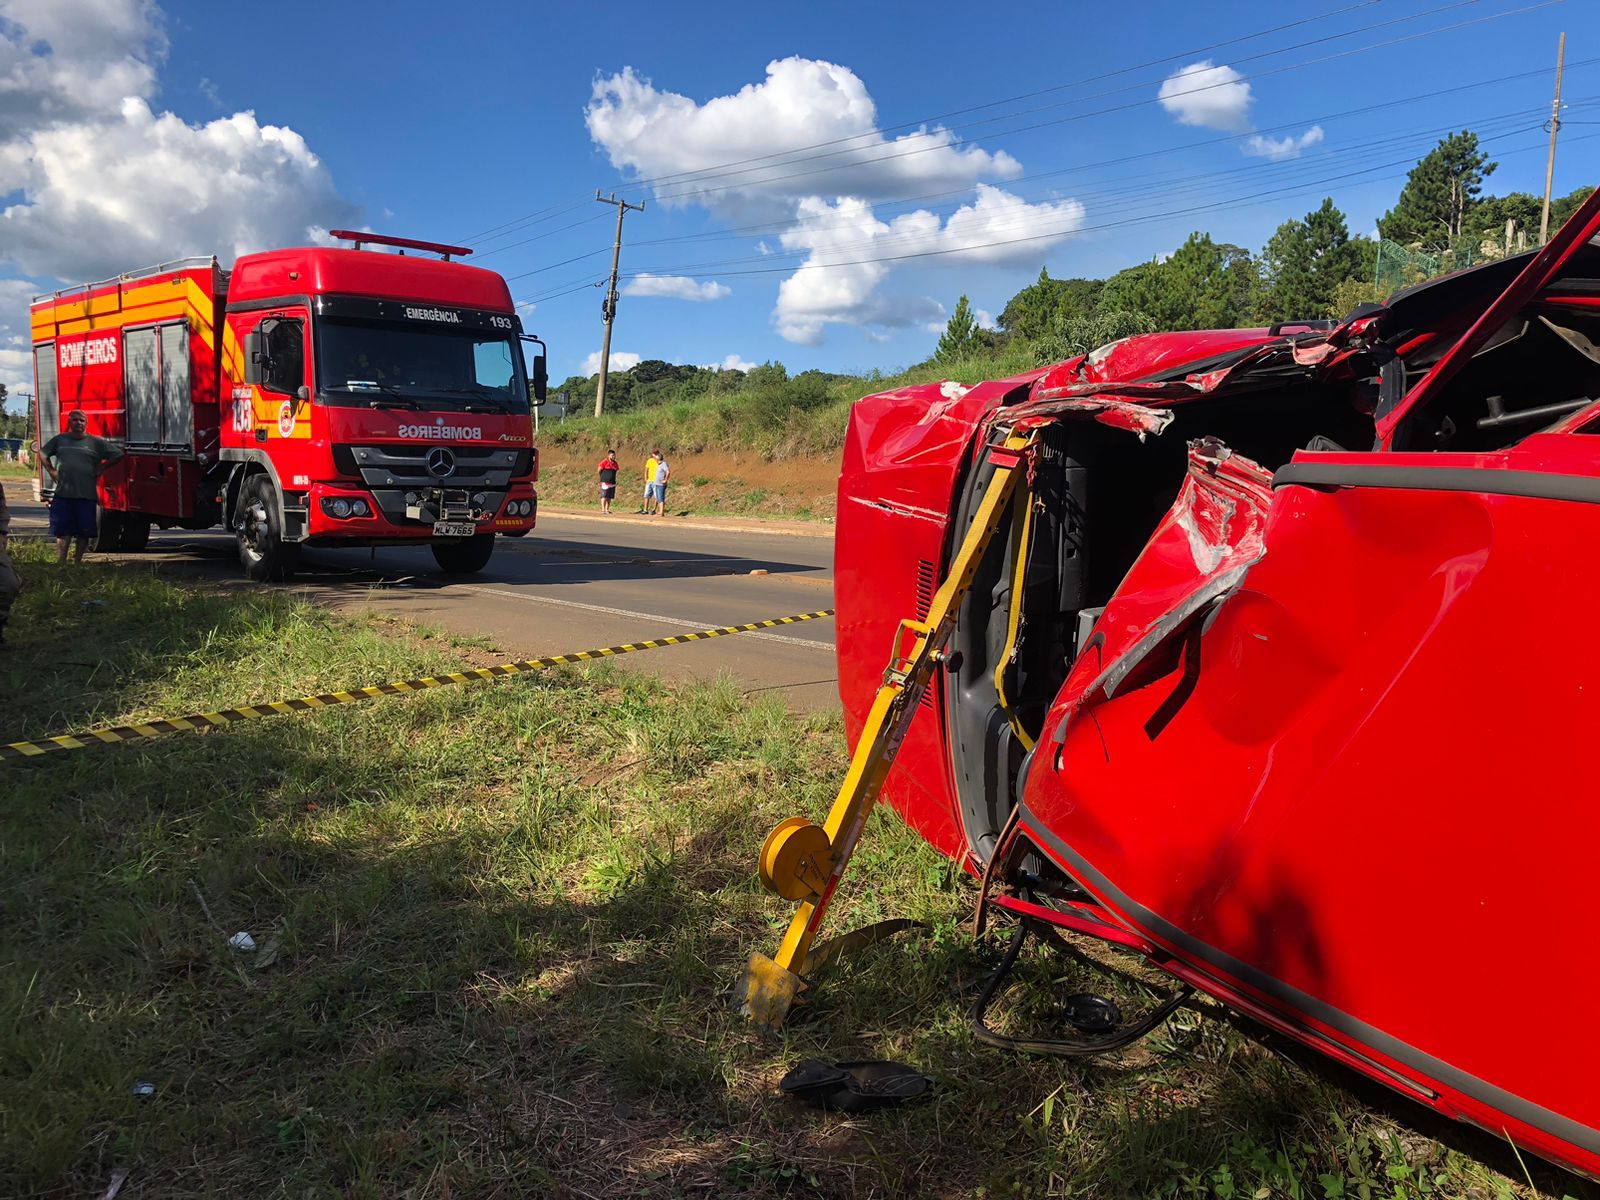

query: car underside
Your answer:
[832,192,1600,1179]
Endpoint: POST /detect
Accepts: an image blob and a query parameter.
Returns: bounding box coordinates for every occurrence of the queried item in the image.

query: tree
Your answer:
[1100,234,1258,331]
[997,269,1101,341]
[1258,199,1363,322]
[1329,277,1384,318]
[1378,131,1497,247]
[936,295,978,362]
[1036,308,1155,365]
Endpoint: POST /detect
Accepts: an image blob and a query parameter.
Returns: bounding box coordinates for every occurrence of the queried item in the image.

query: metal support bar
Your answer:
[737,428,1035,1027]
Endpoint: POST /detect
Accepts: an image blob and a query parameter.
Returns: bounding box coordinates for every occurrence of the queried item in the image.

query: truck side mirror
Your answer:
[532,354,548,403]
[244,329,264,385]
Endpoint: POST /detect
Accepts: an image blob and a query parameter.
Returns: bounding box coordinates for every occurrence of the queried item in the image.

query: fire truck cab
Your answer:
[29,231,544,580]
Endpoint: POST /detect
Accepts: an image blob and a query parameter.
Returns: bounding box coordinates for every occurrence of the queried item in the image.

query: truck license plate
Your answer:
[432,521,477,538]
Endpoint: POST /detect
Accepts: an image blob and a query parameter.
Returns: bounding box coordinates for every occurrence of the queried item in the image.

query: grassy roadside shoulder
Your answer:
[0,544,1561,1199]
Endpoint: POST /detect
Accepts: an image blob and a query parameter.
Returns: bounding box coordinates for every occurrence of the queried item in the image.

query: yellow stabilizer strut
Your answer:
[736,428,1036,1027]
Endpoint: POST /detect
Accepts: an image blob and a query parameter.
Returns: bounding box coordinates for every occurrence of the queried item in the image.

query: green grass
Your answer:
[0,457,34,481]
[540,342,1047,462]
[0,543,1580,1198]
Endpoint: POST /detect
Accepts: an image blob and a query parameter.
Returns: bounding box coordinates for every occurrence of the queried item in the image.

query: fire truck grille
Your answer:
[336,444,519,526]
[342,444,518,489]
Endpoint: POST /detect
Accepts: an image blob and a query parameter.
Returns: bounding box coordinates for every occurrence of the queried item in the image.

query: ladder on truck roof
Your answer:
[32,257,219,306]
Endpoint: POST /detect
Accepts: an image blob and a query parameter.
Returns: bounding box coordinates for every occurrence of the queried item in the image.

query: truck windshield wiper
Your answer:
[333,381,422,409]
[437,384,515,413]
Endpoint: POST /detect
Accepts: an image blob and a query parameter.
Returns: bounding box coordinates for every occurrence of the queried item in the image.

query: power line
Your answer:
[620,103,1556,259]
[644,1,1565,207]
[607,128,1588,285]
[634,0,1490,201]
[609,0,1397,194]
[509,110,1587,310]
[459,0,1419,250]
[606,113,1559,278]
[487,46,1593,289]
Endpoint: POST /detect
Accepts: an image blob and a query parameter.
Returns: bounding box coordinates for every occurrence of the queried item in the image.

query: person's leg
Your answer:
[70,500,93,563]
[49,499,69,562]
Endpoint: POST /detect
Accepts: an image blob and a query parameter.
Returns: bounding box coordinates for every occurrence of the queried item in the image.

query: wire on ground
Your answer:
[0,609,836,763]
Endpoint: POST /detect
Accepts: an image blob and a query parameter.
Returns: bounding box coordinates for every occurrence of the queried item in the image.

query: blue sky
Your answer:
[2,0,1595,393]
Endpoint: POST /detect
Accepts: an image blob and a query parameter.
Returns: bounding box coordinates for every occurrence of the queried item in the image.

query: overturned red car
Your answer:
[833,191,1600,1178]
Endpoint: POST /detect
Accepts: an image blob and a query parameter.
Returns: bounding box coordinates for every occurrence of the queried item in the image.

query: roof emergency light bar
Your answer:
[328,230,473,261]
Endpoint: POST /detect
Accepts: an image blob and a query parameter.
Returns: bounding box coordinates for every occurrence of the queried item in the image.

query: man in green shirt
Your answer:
[41,409,123,564]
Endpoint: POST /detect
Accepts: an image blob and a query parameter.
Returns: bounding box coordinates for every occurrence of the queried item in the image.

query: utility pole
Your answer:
[593,191,645,419]
[1540,31,1566,245]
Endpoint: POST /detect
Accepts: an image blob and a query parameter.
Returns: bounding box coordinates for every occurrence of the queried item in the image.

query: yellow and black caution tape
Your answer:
[1,609,835,763]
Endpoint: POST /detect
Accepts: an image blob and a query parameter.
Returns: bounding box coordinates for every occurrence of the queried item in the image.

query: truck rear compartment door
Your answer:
[33,344,57,493]
[159,323,192,449]
[124,327,161,447]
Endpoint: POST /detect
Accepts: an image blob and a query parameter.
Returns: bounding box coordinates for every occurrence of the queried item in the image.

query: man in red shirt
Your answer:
[597,449,619,514]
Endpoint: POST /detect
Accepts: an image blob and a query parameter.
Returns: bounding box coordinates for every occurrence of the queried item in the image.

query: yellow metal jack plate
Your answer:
[733,952,808,1029]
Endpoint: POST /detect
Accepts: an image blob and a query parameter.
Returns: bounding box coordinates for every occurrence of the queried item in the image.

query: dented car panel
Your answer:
[1049,438,1272,717]
[1026,449,1600,1170]
[833,187,1600,1177]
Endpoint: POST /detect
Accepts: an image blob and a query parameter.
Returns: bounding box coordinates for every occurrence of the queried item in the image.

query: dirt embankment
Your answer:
[537,445,840,521]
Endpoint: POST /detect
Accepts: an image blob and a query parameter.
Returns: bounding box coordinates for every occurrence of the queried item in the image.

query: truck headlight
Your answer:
[351,499,370,517]
[328,497,351,518]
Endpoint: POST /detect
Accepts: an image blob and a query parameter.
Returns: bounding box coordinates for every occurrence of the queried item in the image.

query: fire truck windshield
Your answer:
[315,319,529,412]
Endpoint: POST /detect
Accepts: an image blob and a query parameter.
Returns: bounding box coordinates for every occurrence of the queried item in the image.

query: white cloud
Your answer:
[0,1,359,284]
[1157,60,1253,132]
[974,308,998,331]
[0,278,38,395]
[702,354,756,373]
[585,58,1087,345]
[582,350,640,376]
[3,98,359,281]
[586,58,1020,217]
[773,186,1084,345]
[1242,125,1325,162]
[622,273,731,301]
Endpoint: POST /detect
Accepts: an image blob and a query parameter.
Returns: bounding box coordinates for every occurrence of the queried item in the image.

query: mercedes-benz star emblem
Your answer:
[425,447,456,478]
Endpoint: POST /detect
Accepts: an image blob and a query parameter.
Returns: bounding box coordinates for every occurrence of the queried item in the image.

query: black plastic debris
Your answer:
[1063,993,1123,1035]
[779,1059,930,1112]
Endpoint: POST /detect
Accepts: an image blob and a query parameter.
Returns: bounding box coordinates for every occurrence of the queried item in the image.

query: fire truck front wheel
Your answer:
[93,507,126,553]
[237,476,300,582]
[120,515,150,552]
[431,533,495,575]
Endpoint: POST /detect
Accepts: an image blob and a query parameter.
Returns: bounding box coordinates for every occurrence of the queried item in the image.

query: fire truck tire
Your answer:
[431,534,496,575]
[120,516,151,552]
[93,507,127,552]
[237,475,300,582]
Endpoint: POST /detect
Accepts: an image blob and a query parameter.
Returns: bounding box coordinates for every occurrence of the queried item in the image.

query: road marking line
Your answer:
[456,585,836,653]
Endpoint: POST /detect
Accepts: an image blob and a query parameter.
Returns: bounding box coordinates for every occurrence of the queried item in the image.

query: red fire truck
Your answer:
[28,231,545,580]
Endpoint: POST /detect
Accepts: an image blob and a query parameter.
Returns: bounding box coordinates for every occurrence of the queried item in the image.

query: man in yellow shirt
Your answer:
[641,450,659,514]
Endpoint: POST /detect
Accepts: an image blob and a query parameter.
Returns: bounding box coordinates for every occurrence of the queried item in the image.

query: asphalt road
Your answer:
[7,499,841,711]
